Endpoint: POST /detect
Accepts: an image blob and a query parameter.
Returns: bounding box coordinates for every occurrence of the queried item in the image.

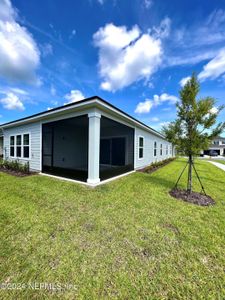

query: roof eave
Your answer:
[0,96,166,139]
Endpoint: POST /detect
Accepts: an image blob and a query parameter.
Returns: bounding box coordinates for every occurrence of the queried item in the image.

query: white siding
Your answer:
[134,127,172,169]
[3,121,41,171]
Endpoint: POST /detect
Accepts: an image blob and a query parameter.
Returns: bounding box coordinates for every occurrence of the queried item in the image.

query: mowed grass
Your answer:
[0,159,225,299]
[210,159,225,165]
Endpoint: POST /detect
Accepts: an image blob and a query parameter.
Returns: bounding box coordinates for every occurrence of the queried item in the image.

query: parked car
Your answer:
[209,150,218,157]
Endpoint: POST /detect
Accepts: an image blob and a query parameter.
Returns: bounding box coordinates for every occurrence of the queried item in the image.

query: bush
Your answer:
[140,157,176,173]
[0,159,30,174]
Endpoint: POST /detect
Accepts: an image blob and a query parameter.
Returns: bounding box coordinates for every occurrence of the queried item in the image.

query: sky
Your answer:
[0,0,225,135]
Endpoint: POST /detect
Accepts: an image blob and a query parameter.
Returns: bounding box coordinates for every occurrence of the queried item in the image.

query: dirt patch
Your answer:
[162,223,180,235]
[0,168,34,177]
[169,189,215,206]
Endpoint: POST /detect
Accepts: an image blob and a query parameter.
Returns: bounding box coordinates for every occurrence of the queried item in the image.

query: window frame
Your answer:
[16,134,22,158]
[154,141,157,157]
[10,135,15,158]
[9,133,31,160]
[160,143,163,156]
[138,136,144,160]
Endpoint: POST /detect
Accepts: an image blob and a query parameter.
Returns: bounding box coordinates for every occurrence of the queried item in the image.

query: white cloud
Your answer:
[69,29,76,39]
[144,0,153,9]
[150,117,159,122]
[152,17,171,39]
[179,76,191,87]
[0,0,40,83]
[166,9,225,68]
[198,48,225,81]
[93,23,162,91]
[135,99,153,114]
[41,43,53,57]
[0,92,24,110]
[50,85,56,96]
[159,121,170,127]
[154,93,178,105]
[209,106,218,114]
[64,90,85,105]
[0,87,28,95]
[135,93,178,114]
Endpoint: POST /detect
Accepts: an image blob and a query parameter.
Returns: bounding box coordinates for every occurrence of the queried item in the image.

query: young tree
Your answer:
[162,74,225,193]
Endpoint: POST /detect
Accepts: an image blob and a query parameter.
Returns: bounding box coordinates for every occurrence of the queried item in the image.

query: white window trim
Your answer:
[9,133,31,160]
[138,136,144,160]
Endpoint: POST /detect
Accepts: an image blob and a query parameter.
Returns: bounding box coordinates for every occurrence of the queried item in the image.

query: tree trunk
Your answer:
[187,154,192,194]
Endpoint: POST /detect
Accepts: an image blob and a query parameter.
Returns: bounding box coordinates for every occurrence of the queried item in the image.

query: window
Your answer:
[23,134,30,158]
[16,135,22,157]
[10,134,30,159]
[160,144,163,155]
[154,141,157,157]
[10,136,15,157]
[166,145,168,155]
[138,136,144,159]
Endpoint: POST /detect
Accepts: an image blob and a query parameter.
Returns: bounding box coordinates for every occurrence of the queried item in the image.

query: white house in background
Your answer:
[203,136,225,156]
[0,96,174,185]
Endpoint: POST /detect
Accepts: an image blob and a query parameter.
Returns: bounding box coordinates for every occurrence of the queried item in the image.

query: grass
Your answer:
[210,159,225,165]
[0,158,225,299]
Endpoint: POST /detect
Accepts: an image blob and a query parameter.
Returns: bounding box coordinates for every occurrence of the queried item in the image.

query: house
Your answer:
[203,136,225,156]
[0,96,173,185]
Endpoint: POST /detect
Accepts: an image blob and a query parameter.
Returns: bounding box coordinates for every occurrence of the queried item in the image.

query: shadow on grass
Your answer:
[141,173,176,190]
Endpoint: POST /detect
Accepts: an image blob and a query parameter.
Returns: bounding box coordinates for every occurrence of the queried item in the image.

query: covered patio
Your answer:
[41,113,134,183]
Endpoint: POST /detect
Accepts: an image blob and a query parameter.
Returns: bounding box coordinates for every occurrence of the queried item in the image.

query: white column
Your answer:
[87,111,101,184]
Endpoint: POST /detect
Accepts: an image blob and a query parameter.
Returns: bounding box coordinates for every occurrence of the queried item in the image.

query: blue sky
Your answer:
[0,0,225,135]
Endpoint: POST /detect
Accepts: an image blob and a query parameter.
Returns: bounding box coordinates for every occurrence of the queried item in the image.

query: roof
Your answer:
[0,95,165,139]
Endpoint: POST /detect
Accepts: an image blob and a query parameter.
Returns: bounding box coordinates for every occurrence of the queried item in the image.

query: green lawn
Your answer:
[210,159,225,165]
[0,159,225,299]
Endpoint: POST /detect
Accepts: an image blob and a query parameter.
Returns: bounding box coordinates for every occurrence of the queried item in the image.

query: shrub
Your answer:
[140,157,176,173]
[0,159,30,174]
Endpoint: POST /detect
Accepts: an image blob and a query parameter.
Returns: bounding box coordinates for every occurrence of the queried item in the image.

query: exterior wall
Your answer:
[3,121,41,171]
[134,127,172,169]
[53,124,88,170]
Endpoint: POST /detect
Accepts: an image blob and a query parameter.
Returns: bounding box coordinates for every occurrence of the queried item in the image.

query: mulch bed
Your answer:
[139,158,176,174]
[169,189,215,206]
[0,168,34,177]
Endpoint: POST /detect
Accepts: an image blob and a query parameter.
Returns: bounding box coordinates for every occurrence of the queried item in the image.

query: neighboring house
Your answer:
[203,136,225,156]
[0,96,173,185]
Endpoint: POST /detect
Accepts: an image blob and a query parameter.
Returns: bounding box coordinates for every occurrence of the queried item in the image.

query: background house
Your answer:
[203,136,225,156]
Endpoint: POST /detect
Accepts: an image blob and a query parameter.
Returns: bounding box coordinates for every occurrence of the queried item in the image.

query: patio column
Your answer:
[87,111,101,184]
